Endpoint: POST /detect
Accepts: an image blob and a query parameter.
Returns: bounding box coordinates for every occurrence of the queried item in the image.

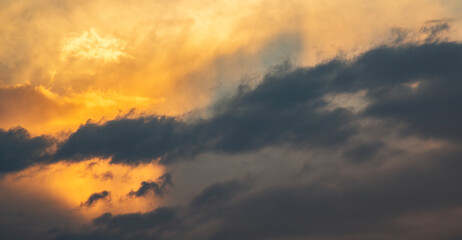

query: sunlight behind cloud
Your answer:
[2,159,166,220]
[61,28,131,63]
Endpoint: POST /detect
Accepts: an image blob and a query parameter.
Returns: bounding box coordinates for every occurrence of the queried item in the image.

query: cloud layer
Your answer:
[2,1,462,239]
[2,40,462,239]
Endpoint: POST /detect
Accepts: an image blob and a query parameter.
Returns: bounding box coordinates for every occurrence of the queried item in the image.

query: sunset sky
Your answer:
[1,0,462,239]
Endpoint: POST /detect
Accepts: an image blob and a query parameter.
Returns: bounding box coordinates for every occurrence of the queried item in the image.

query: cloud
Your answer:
[52,42,462,166]
[61,28,130,63]
[189,179,249,208]
[51,145,462,240]
[0,127,54,173]
[2,39,457,240]
[421,20,451,42]
[81,191,111,208]
[3,41,462,179]
[128,173,173,197]
[0,85,77,133]
[3,1,462,239]
[92,207,175,232]
[33,40,462,240]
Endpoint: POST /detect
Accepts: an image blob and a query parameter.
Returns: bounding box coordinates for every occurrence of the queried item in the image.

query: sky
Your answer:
[1,0,462,239]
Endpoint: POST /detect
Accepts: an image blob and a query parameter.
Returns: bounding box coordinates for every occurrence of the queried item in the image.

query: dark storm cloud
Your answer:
[338,42,462,142]
[2,42,462,177]
[203,150,462,240]
[54,117,191,163]
[55,61,355,164]
[128,173,173,197]
[53,42,462,166]
[53,147,462,240]
[44,40,462,240]
[81,191,110,208]
[0,127,54,173]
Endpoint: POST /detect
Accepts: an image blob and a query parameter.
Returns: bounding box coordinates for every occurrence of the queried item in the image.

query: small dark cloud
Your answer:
[81,191,110,208]
[128,173,173,197]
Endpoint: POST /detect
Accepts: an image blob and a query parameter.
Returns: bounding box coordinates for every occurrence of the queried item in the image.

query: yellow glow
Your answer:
[2,159,166,219]
[61,28,131,63]
[1,0,459,136]
[1,0,461,228]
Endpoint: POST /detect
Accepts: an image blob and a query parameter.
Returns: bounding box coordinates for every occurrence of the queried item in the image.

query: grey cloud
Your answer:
[342,140,385,163]
[55,60,355,164]
[189,179,249,208]
[54,207,175,240]
[81,191,110,208]
[206,150,462,240]
[0,127,54,173]
[3,42,462,177]
[42,40,462,240]
[53,42,462,166]
[92,207,175,232]
[128,173,173,197]
[421,20,451,43]
[54,117,191,163]
[51,147,462,240]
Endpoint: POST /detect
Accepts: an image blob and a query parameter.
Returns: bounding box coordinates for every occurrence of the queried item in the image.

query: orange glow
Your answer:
[1,0,460,136]
[1,0,462,226]
[2,159,166,219]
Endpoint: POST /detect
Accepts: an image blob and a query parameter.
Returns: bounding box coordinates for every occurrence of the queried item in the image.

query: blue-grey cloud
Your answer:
[42,40,462,240]
[51,42,462,167]
[128,173,173,197]
[189,179,249,208]
[0,127,54,173]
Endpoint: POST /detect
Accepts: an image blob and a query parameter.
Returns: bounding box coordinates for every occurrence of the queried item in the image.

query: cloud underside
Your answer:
[2,41,462,239]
